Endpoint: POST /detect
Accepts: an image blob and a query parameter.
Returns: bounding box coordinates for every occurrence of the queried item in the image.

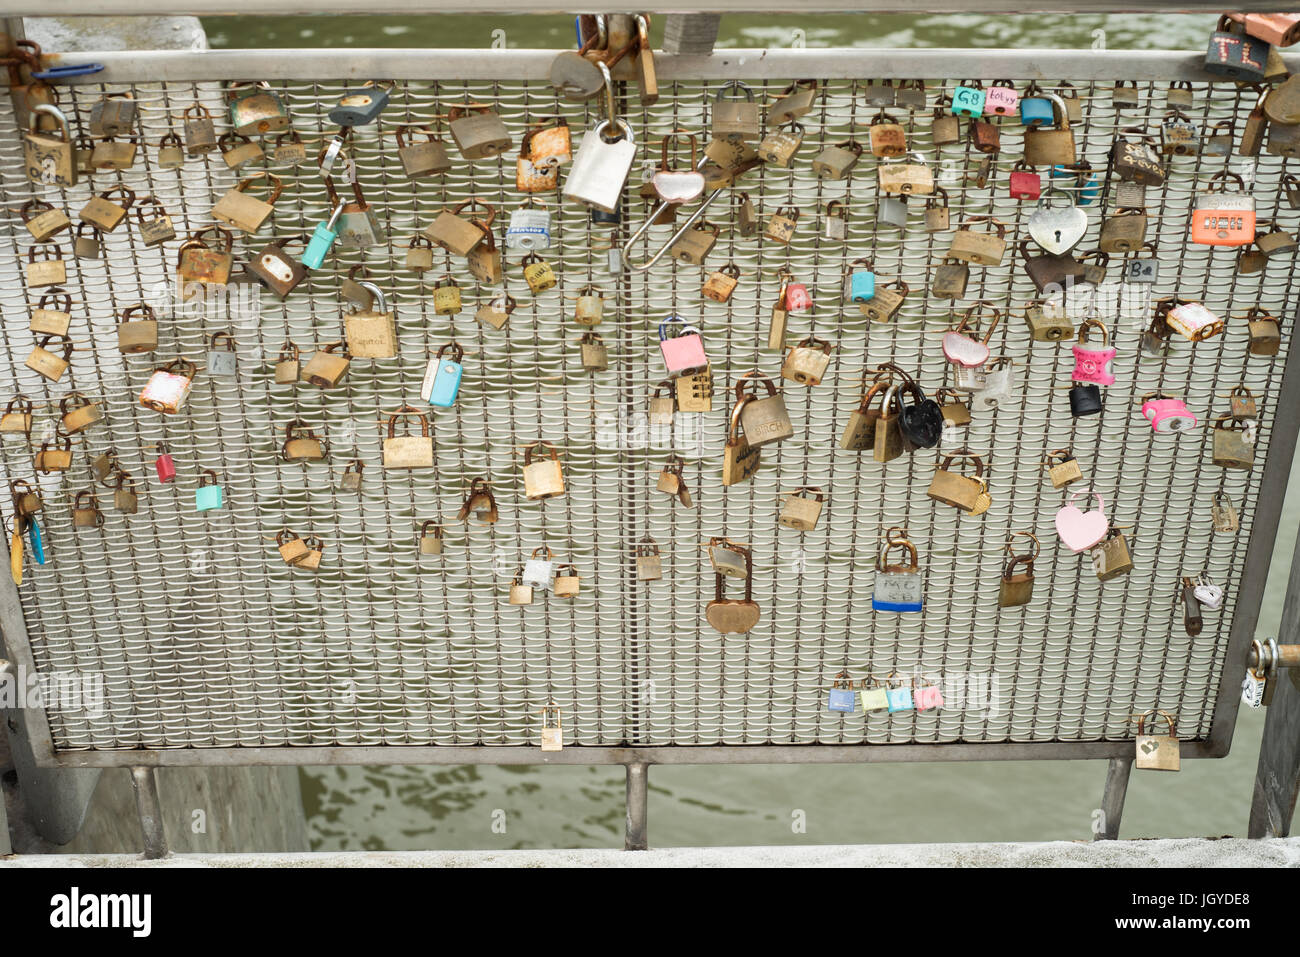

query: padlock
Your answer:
[1213,415,1255,470]
[73,133,95,178]
[448,103,512,160]
[79,186,134,232]
[649,131,704,205]
[948,215,1008,266]
[924,189,950,232]
[300,341,352,389]
[177,225,235,287]
[878,152,934,194]
[931,259,969,301]
[249,234,308,298]
[551,564,581,599]
[928,450,987,511]
[382,405,434,470]
[969,117,1000,154]
[1225,12,1300,46]
[115,304,158,355]
[1021,83,1058,124]
[505,205,552,252]
[331,177,384,250]
[936,387,971,427]
[1190,171,1255,247]
[212,172,283,234]
[34,436,72,474]
[1098,207,1147,254]
[395,124,451,179]
[1007,161,1041,201]
[846,257,876,304]
[432,276,462,315]
[823,200,847,241]
[863,79,897,108]
[1193,574,1224,610]
[227,81,290,136]
[344,283,397,359]
[863,277,908,323]
[1212,492,1240,533]
[1154,296,1221,343]
[1055,488,1109,553]
[894,79,926,110]
[1071,318,1116,386]
[1138,391,1197,434]
[25,334,72,382]
[522,545,556,591]
[20,199,70,243]
[840,377,891,451]
[88,92,136,138]
[648,382,676,426]
[1069,382,1103,417]
[426,198,494,257]
[1205,15,1270,83]
[563,119,636,214]
[706,546,760,636]
[885,684,915,713]
[1110,128,1165,186]
[89,448,119,484]
[736,372,794,449]
[679,368,714,414]
[465,220,503,284]
[516,139,561,193]
[779,487,824,532]
[339,460,364,495]
[722,396,761,486]
[970,356,1013,413]
[277,528,309,566]
[1205,120,1234,157]
[301,203,345,271]
[72,490,104,530]
[1091,526,1133,581]
[404,235,435,274]
[768,79,818,125]
[521,252,557,293]
[202,331,236,378]
[950,80,985,117]
[139,357,197,414]
[1024,298,1073,342]
[72,224,101,260]
[1023,93,1075,167]
[132,197,175,247]
[732,190,758,238]
[90,132,139,171]
[1182,578,1203,635]
[475,293,516,331]
[1078,250,1109,286]
[811,139,863,180]
[10,478,42,518]
[877,195,908,230]
[109,472,139,515]
[58,392,100,435]
[579,332,607,372]
[1046,449,1083,488]
[1134,711,1180,772]
[1160,110,1199,157]
[872,532,923,614]
[764,206,799,244]
[526,118,572,166]
[1246,307,1281,356]
[702,263,741,303]
[455,476,499,525]
[1020,241,1084,295]
[1284,173,1300,210]
[998,533,1038,608]
[24,104,76,188]
[538,706,562,750]
[330,80,390,126]
[154,443,176,483]
[271,130,306,166]
[194,470,224,512]
[1124,242,1159,285]
[292,535,324,572]
[218,131,263,169]
[827,675,856,714]
[1026,188,1088,256]
[0,396,33,438]
[1257,222,1297,258]
[984,78,1019,116]
[712,80,761,142]
[28,288,71,338]
[781,336,832,387]
[657,455,684,495]
[868,111,906,157]
[181,102,217,155]
[658,317,708,378]
[522,441,565,500]
[784,280,812,315]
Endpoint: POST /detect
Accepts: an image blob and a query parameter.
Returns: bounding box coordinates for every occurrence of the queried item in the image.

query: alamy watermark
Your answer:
[0,665,105,718]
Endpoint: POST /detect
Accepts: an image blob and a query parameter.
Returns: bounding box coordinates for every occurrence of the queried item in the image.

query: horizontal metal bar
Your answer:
[38,740,1222,768]
[2,2,1292,14]
[38,48,1300,85]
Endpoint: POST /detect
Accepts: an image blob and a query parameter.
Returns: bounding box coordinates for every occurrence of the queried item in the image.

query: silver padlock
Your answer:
[563,119,636,215]
[522,547,556,591]
[878,195,908,229]
[971,357,1013,411]
[505,205,552,252]
[205,332,238,378]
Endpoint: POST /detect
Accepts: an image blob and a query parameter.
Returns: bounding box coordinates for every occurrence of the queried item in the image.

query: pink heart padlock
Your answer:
[1055,488,1108,553]
[942,331,990,368]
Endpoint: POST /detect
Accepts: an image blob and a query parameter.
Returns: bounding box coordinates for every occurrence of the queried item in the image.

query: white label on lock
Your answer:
[1241,672,1265,708]
[521,558,555,590]
[259,252,295,283]
[505,208,552,251]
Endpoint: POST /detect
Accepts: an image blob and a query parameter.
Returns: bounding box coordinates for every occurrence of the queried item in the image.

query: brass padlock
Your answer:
[936,387,971,426]
[30,288,71,337]
[282,419,329,463]
[212,171,284,234]
[1099,207,1147,254]
[476,294,517,331]
[425,198,494,257]
[113,472,139,515]
[182,102,217,154]
[397,124,452,178]
[1134,711,1180,771]
[1212,414,1254,470]
[417,521,445,556]
[712,81,762,142]
[553,564,581,599]
[873,385,906,463]
[72,223,101,260]
[227,81,290,136]
[649,381,676,426]
[521,252,557,293]
[931,259,970,300]
[277,528,309,566]
[868,111,906,157]
[1257,222,1298,259]
[35,436,73,474]
[1023,93,1076,167]
[1024,298,1073,342]
[948,215,1008,266]
[465,220,503,283]
[20,198,70,242]
[998,533,1039,608]
[157,133,184,169]
[295,536,325,572]
[1092,526,1133,581]
[736,371,794,448]
[344,283,397,359]
[1246,307,1281,356]
[927,450,987,510]
[89,448,119,483]
[1045,449,1083,488]
[339,459,364,494]
[274,341,301,384]
[840,377,891,451]
[26,334,73,382]
[10,478,42,517]
[1212,492,1239,533]
[657,455,684,495]
[1160,109,1199,156]
[779,487,824,532]
[1,396,33,438]
[878,152,934,195]
[678,368,714,414]
[117,303,158,354]
[757,120,804,168]
[722,396,761,486]
[88,92,136,137]
[580,332,607,372]
[218,131,263,169]
[272,130,307,166]
[301,341,352,389]
[72,490,104,530]
[26,243,67,287]
[522,441,565,500]
[780,336,833,387]
[1229,386,1257,420]
[862,278,908,323]
[670,220,721,265]
[812,139,863,180]
[768,79,818,125]
[734,190,758,237]
[924,188,950,232]
[406,235,435,273]
[702,263,741,303]
[135,197,176,246]
[635,539,663,581]
[24,104,76,188]
[456,477,499,524]
[764,206,799,244]
[930,100,960,146]
[177,225,235,287]
[60,392,101,435]
[448,103,512,160]
[432,275,462,315]
[574,285,605,325]
[91,134,138,170]
[79,186,135,232]
[382,405,434,469]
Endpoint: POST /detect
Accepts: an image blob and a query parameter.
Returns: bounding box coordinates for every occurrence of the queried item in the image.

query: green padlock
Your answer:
[195,469,224,511]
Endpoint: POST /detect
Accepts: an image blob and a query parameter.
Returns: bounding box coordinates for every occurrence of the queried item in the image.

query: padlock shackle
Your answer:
[727,395,753,442]
[355,281,387,314]
[386,404,431,439]
[1004,530,1041,563]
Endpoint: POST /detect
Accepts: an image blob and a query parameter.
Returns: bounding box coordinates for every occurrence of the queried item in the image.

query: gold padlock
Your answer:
[702,263,741,303]
[722,396,761,487]
[840,377,891,451]
[735,371,794,447]
[476,293,516,330]
[948,215,1008,266]
[779,487,825,532]
[277,528,309,566]
[931,259,969,300]
[29,288,71,337]
[521,252,557,293]
[1,396,34,437]
[177,225,235,287]
[135,197,176,247]
[927,450,987,511]
[1091,526,1133,581]
[218,131,263,169]
[669,221,721,265]
[1099,207,1147,254]
[635,539,663,581]
[998,532,1039,608]
[24,104,76,188]
[780,336,833,387]
[344,283,397,360]
[157,133,184,169]
[405,235,435,273]
[72,490,104,530]
[764,206,800,244]
[25,334,73,382]
[1134,710,1180,772]
[116,303,158,354]
[433,275,462,315]
[868,111,907,157]
[35,437,73,474]
[862,278,909,323]
[182,102,217,154]
[924,188,951,232]
[59,392,100,435]
[811,139,863,179]
[1229,386,1257,419]
[91,134,138,171]
[757,120,805,167]
[382,405,434,469]
[1045,449,1083,488]
[397,124,452,178]
[10,478,43,517]
[300,341,352,389]
[78,186,135,232]
[113,472,139,515]
[678,368,714,413]
[339,459,364,494]
[509,571,533,606]
[1212,415,1254,470]
[20,198,70,242]
[580,332,607,372]
[1245,307,1281,356]
[425,198,494,257]
[1024,298,1073,342]
[935,387,971,427]
[448,103,512,160]
[522,441,565,500]
[211,171,283,234]
[419,520,444,556]
[553,564,581,599]
[281,419,328,463]
[274,341,301,385]
[1211,492,1239,533]
[465,219,502,283]
[574,285,604,325]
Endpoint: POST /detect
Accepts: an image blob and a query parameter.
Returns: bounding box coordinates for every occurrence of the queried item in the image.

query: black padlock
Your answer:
[897,381,944,449]
[1069,382,1102,417]
[1205,15,1270,83]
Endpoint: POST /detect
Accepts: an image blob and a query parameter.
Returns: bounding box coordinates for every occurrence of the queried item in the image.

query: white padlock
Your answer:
[1193,575,1224,610]
[505,206,551,252]
[521,547,556,591]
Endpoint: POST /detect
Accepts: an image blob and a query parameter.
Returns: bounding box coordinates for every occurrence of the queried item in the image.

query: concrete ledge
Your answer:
[3,838,1299,868]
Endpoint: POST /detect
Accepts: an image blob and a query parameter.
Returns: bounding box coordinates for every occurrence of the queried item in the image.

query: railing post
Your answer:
[624,761,648,851]
[1096,757,1132,840]
[130,766,168,859]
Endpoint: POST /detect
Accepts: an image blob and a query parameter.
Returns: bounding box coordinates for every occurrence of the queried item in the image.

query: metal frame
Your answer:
[0,2,1287,14]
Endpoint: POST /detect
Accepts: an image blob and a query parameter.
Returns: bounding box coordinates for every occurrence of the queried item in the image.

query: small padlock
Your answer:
[811,139,863,180]
[823,200,847,241]
[30,288,72,338]
[116,303,158,354]
[182,102,217,155]
[1212,492,1240,533]
[425,198,494,257]
[505,204,552,252]
[432,275,462,315]
[300,341,352,389]
[998,533,1039,608]
[72,224,101,261]
[397,124,451,178]
[212,171,284,235]
[154,442,176,483]
[59,392,100,435]
[635,539,664,581]
[1023,298,1073,342]
[872,531,923,614]
[522,441,565,500]
[134,197,176,247]
[579,332,607,372]
[249,234,308,298]
[735,371,794,448]
[521,252,557,293]
[277,528,309,566]
[382,406,434,470]
[780,336,832,387]
[702,263,740,304]
[1046,449,1083,488]
[1134,711,1180,772]
[218,131,263,169]
[924,189,950,233]
[195,470,224,512]
[476,294,517,331]
[669,220,722,265]
[778,487,824,532]
[950,80,986,117]
[448,103,512,161]
[272,130,307,166]
[764,206,799,244]
[20,199,70,243]
[1246,307,1281,356]
[405,235,435,273]
[72,490,104,530]
[658,317,708,378]
[34,436,73,474]
[205,331,238,378]
[868,111,907,157]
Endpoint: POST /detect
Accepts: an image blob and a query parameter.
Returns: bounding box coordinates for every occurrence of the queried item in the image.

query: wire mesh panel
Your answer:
[0,50,1295,760]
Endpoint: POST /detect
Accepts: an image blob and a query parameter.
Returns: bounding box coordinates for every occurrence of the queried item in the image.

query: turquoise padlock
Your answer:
[950,82,985,118]
[195,469,224,511]
[425,342,464,408]
[1020,95,1055,127]
[301,202,345,271]
[28,517,45,565]
[848,257,876,302]
[1052,164,1100,206]
[886,687,914,713]
[827,686,856,713]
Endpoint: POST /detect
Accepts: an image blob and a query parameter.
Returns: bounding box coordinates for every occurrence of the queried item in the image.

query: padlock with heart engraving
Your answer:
[1027,188,1088,255]
[764,206,800,244]
[706,546,761,636]
[658,316,708,378]
[1134,711,1180,772]
[1055,488,1109,553]
[873,530,923,613]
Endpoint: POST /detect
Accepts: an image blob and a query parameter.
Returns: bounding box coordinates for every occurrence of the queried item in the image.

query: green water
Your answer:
[205,12,1295,849]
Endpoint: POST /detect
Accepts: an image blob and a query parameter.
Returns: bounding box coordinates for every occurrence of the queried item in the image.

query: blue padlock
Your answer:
[827,686,857,714]
[886,687,914,713]
[28,517,45,565]
[951,82,985,118]
[1051,164,1100,206]
[195,469,224,512]
[1019,94,1055,128]
[301,201,346,271]
[848,257,876,302]
[425,342,464,408]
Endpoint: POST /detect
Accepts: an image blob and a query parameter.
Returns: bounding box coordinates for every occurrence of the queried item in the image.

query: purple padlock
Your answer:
[658,316,708,378]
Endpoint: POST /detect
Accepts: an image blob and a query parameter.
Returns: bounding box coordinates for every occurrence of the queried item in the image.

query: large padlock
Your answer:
[563,119,636,214]
[781,336,832,387]
[212,172,284,235]
[722,397,761,486]
[25,334,73,382]
[382,405,434,469]
[1213,415,1254,470]
[736,371,794,448]
[116,303,158,354]
[227,81,290,136]
[300,341,352,389]
[658,317,708,378]
[872,532,923,613]
[448,103,511,160]
[79,186,134,232]
[1134,711,1181,772]
[396,124,451,178]
[249,235,308,298]
[1026,187,1088,256]
[206,331,238,378]
[425,198,495,257]
[1023,93,1075,167]
[948,215,1008,266]
[24,104,76,188]
[522,441,565,500]
[670,221,721,264]
[139,357,198,414]
[877,151,934,195]
[345,283,397,360]
[1205,15,1270,82]
[30,288,71,338]
[706,545,760,635]
[927,451,987,511]
[712,80,761,142]
[1190,171,1255,247]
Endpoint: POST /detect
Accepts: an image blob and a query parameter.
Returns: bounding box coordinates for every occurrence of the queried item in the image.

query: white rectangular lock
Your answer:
[1241,671,1265,709]
[522,556,555,591]
[505,206,552,251]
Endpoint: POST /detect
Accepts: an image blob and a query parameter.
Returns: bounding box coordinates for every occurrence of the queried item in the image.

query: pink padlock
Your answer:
[1008,164,1041,201]
[658,316,708,378]
[913,682,944,711]
[1055,488,1109,553]
[784,282,812,314]
[1141,393,1198,433]
[1071,318,1116,387]
[983,80,1020,116]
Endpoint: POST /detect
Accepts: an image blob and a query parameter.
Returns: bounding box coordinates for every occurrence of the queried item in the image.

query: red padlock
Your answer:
[155,441,176,483]
[784,282,813,313]
[1008,162,1041,201]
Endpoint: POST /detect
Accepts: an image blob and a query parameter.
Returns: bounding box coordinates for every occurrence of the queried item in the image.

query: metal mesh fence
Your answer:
[0,59,1293,755]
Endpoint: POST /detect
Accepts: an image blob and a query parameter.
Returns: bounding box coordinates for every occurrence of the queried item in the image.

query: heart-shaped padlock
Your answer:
[653,132,706,205]
[1027,188,1088,256]
[897,381,943,449]
[1055,489,1108,553]
[1193,577,1224,610]
[942,331,990,367]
